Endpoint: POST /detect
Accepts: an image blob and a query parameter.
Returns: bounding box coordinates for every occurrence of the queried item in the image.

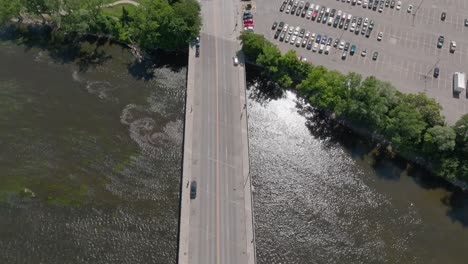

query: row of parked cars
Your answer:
[272,22,379,60]
[279,0,376,38]
[337,0,403,12]
[243,10,254,31]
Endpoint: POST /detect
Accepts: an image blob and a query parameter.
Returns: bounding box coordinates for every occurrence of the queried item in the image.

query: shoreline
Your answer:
[245,62,468,192]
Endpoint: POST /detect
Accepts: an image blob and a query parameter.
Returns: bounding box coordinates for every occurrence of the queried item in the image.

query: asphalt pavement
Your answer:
[178,0,256,263]
[254,0,468,124]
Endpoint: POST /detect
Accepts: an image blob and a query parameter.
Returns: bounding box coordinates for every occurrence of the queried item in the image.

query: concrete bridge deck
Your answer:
[178,0,256,264]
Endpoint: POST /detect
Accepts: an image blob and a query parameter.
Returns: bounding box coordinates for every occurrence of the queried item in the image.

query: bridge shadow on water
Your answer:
[245,64,468,228]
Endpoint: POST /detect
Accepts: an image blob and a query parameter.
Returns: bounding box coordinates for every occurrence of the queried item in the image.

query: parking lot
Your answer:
[251,0,468,124]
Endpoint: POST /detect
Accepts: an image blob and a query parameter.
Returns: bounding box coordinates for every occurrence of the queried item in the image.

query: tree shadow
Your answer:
[0,24,112,71]
[127,49,187,81]
[246,65,468,226]
[245,64,284,106]
[442,189,468,227]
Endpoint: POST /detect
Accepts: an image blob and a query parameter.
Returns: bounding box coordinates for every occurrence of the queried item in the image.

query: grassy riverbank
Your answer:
[240,31,468,186]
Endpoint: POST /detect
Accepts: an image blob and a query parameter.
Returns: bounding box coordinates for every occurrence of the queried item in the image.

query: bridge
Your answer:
[177,0,256,264]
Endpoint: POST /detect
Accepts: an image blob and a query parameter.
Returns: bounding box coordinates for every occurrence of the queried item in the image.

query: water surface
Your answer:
[0,40,186,263]
[247,70,468,264]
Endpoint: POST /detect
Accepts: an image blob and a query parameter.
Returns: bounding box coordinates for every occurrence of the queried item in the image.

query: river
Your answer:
[0,38,186,263]
[247,69,468,264]
[0,37,467,263]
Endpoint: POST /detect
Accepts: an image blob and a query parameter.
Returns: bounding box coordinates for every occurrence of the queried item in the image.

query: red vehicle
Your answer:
[312,10,318,20]
[244,23,254,28]
[244,18,253,23]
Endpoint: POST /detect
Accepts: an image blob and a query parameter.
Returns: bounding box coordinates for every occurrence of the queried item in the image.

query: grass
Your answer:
[101,3,138,18]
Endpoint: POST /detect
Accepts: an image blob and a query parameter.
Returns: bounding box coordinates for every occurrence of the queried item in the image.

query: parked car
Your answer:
[464,18,468,26]
[377,31,383,41]
[333,38,340,47]
[350,44,356,55]
[342,51,347,60]
[280,3,287,12]
[296,37,302,47]
[312,42,319,52]
[279,32,286,41]
[325,45,331,54]
[407,4,413,13]
[290,35,297,44]
[274,30,281,39]
[285,34,290,43]
[339,18,345,28]
[299,28,305,37]
[344,42,350,51]
[396,1,401,10]
[441,12,446,21]
[361,48,367,57]
[372,51,378,60]
[330,9,336,17]
[361,25,368,34]
[278,21,284,31]
[339,40,345,49]
[333,17,340,27]
[307,39,314,49]
[321,35,327,44]
[390,0,395,8]
[302,37,308,47]
[315,34,321,43]
[433,67,439,78]
[450,41,456,52]
[294,26,300,35]
[272,22,278,30]
[355,25,361,35]
[365,29,372,38]
[437,36,444,48]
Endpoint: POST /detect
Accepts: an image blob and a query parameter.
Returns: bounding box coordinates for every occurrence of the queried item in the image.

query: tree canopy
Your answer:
[240,32,468,183]
[0,0,202,52]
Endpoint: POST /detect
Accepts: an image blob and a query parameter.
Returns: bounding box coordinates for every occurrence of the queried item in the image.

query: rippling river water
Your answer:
[246,70,468,264]
[1,38,468,264]
[0,40,186,263]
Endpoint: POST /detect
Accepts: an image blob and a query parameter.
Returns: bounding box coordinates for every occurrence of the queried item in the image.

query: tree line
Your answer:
[0,0,202,51]
[240,31,468,183]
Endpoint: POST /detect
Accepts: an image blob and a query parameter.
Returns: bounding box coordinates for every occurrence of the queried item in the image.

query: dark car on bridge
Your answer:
[190,181,197,199]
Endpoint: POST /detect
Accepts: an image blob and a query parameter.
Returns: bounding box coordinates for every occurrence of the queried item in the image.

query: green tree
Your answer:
[256,43,280,76]
[454,114,468,153]
[240,31,269,61]
[402,93,445,127]
[0,0,23,23]
[423,125,456,154]
[435,157,460,180]
[171,0,201,47]
[384,103,427,153]
[346,77,390,130]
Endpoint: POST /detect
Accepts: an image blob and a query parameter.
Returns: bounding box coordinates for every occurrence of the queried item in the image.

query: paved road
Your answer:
[178,0,255,264]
